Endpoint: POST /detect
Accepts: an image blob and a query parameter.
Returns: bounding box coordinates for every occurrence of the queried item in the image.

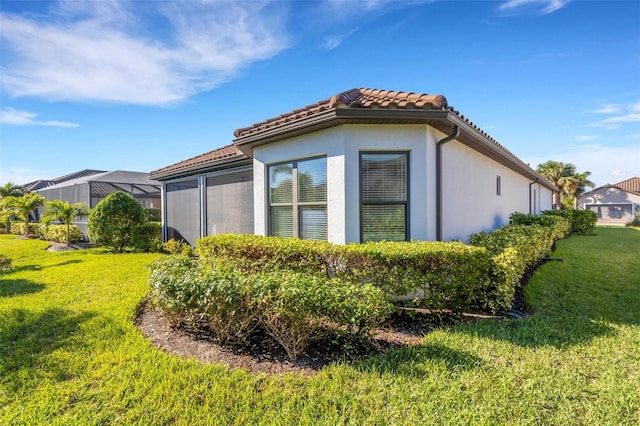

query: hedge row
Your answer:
[468,212,571,310]
[196,235,493,313]
[542,209,597,235]
[148,256,392,360]
[10,223,84,243]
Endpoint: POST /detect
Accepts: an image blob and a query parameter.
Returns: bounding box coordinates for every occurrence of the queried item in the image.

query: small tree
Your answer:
[42,200,90,247]
[88,192,145,253]
[0,182,24,232]
[4,193,45,236]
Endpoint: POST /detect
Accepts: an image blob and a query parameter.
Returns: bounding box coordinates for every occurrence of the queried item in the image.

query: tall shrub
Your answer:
[88,192,145,252]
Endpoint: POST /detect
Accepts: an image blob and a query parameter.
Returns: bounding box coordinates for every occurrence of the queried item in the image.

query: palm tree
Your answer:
[0,182,24,198]
[536,161,594,209]
[42,200,90,246]
[0,182,24,232]
[4,193,46,236]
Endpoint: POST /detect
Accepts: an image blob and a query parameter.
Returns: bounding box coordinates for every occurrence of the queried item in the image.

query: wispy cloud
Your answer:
[0,107,79,128]
[498,0,571,16]
[321,27,358,50]
[585,104,623,114]
[586,100,640,128]
[573,135,597,142]
[0,1,289,106]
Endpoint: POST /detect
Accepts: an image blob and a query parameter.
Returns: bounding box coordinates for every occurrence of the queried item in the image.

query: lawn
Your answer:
[1,228,639,425]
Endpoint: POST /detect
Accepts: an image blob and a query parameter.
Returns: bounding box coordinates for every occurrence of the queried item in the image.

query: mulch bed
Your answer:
[135,302,477,376]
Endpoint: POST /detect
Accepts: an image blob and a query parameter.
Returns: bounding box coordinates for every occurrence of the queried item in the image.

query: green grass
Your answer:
[1,228,639,425]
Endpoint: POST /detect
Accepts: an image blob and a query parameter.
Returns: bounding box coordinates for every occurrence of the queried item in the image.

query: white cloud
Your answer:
[586,100,640,128]
[585,104,622,114]
[0,107,79,128]
[0,1,289,106]
[321,27,358,50]
[572,135,597,142]
[498,0,571,16]
[591,113,640,128]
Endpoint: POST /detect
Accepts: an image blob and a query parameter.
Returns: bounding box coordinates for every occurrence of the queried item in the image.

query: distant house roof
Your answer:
[614,176,640,194]
[35,170,160,197]
[149,144,249,181]
[582,176,640,198]
[24,169,106,192]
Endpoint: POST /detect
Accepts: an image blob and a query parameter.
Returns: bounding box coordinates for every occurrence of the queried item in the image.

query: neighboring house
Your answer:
[150,88,555,246]
[29,170,161,235]
[578,177,640,224]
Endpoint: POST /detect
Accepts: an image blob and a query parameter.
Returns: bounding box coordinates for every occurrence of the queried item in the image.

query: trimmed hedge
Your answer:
[197,234,494,313]
[148,256,392,359]
[10,222,84,243]
[40,224,84,244]
[509,212,571,241]
[542,209,597,235]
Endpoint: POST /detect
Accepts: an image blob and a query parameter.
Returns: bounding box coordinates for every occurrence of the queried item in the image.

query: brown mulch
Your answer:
[135,302,476,376]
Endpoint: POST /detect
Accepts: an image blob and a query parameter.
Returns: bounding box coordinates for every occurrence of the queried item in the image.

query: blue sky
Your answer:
[1,0,639,188]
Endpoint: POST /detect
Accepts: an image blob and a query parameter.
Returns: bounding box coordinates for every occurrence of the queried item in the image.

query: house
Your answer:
[150,88,555,246]
[30,170,161,235]
[578,177,640,224]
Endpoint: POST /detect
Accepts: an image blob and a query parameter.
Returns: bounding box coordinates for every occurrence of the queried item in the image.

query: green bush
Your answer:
[162,238,194,256]
[40,224,84,244]
[131,222,162,253]
[148,257,393,359]
[197,235,493,313]
[626,211,640,228]
[543,209,597,235]
[509,212,571,241]
[88,192,146,252]
[145,208,161,222]
[196,234,328,275]
[10,222,39,236]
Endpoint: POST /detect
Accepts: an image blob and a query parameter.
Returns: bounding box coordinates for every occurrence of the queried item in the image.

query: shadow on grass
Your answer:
[0,307,96,388]
[355,343,485,376]
[0,279,45,297]
[8,259,83,274]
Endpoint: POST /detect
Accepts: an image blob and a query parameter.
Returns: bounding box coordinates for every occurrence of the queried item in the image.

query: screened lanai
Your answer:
[34,170,161,235]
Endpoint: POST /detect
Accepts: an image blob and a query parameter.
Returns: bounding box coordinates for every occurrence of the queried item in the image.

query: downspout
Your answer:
[529,178,539,214]
[436,125,460,241]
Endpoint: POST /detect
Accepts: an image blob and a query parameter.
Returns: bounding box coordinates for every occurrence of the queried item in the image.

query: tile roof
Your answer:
[234,88,449,138]
[149,144,248,180]
[613,176,640,194]
[23,169,107,192]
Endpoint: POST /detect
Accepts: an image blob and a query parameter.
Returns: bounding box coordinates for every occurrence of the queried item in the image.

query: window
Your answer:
[360,152,409,242]
[268,157,327,240]
[496,175,502,196]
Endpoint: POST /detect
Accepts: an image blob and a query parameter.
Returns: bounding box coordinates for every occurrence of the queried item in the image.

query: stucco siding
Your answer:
[441,140,531,241]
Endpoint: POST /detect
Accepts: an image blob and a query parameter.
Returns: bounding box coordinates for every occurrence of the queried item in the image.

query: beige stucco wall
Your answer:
[440,136,533,241]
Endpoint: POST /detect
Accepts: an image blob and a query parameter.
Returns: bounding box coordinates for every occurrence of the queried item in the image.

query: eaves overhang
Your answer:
[233,107,555,191]
[149,156,252,182]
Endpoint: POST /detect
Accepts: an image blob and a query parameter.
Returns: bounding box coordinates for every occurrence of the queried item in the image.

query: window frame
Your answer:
[267,156,327,240]
[359,151,410,243]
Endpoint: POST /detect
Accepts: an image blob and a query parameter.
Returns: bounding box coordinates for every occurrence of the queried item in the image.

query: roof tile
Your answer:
[149,144,247,179]
[234,87,448,138]
[614,176,640,194]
